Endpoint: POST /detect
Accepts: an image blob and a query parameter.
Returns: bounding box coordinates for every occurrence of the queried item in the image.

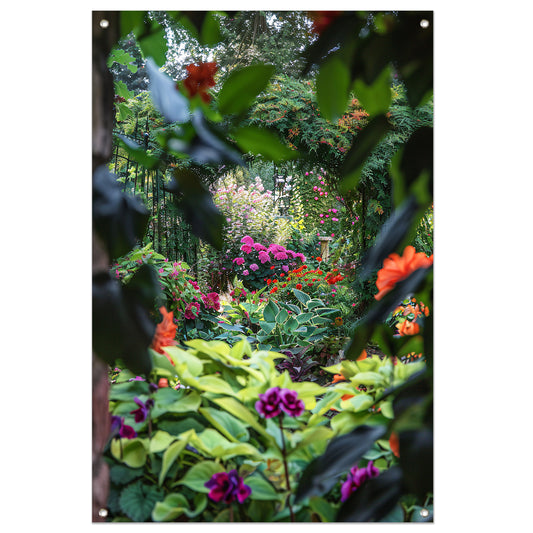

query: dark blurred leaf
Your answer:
[352,65,392,116]
[137,21,168,67]
[359,195,419,279]
[166,168,224,249]
[190,110,243,165]
[316,54,350,123]
[339,114,391,193]
[92,265,159,376]
[146,58,190,124]
[391,368,432,419]
[117,135,160,169]
[119,11,146,38]
[232,126,297,161]
[398,429,433,499]
[295,425,386,502]
[92,165,150,261]
[390,127,433,207]
[218,64,275,116]
[200,12,222,46]
[336,467,405,522]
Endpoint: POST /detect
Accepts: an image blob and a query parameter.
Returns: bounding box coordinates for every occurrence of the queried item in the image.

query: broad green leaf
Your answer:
[196,375,236,395]
[159,435,191,486]
[200,12,222,45]
[137,22,167,67]
[120,11,145,38]
[119,480,164,522]
[292,288,310,304]
[163,346,203,376]
[149,430,176,453]
[114,80,134,100]
[284,316,299,333]
[263,299,279,322]
[151,493,189,522]
[295,312,313,324]
[109,464,143,485]
[317,55,350,122]
[199,407,250,443]
[276,308,289,324]
[111,438,147,468]
[232,126,297,161]
[259,321,276,334]
[230,338,253,359]
[218,64,275,115]
[109,380,149,401]
[163,391,202,414]
[343,394,375,412]
[107,48,137,70]
[309,496,337,522]
[353,66,393,116]
[349,371,386,387]
[245,475,282,501]
[177,460,225,492]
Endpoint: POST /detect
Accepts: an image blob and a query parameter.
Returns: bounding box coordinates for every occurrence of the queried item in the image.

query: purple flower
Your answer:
[110,415,137,439]
[279,389,305,417]
[249,263,259,272]
[281,265,289,273]
[205,469,251,504]
[130,397,154,423]
[128,376,145,382]
[255,387,282,418]
[340,461,380,502]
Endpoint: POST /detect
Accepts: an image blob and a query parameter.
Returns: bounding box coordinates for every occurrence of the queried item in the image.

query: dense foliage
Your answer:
[93,9,434,523]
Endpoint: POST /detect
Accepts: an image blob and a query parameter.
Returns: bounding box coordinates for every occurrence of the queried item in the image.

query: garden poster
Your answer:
[92,10,433,523]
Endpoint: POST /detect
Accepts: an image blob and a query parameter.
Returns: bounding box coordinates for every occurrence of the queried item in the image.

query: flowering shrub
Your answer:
[113,243,223,340]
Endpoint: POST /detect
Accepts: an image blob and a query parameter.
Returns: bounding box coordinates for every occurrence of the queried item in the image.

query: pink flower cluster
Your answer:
[232,236,305,277]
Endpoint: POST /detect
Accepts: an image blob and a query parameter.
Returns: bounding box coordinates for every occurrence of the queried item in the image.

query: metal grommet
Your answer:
[420,508,430,517]
[99,19,110,29]
[420,19,430,29]
[98,508,108,518]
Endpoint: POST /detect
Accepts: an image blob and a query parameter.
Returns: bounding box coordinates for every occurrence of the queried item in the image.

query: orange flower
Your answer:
[341,394,355,401]
[375,246,433,301]
[357,349,368,361]
[397,320,420,336]
[183,62,218,102]
[158,378,169,388]
[150,307,178,364]
[334,316,343,327]
[389,432,400,457]
[316,256,322,262]
[332,374,346,383]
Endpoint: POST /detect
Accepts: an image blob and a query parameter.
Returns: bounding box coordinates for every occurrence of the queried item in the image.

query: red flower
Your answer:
[183,62,218,102]
[270,286,278,294]
[296,283,303,290]
[375,246,433,301]
[150,307,178,362]
[309,11,342,34]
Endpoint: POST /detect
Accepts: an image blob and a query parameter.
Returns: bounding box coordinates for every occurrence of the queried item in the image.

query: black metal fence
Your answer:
[110,118,199,270]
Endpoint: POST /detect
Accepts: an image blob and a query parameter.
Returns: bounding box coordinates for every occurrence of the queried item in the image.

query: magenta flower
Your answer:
[258,251,270,263]
[253,243,267,252]
[110,415,137,439]
[243,269,249,276]
[205,469,251,504]
[282,265,289,273]
[255,387,282,418]
[249,263,259,271]
[129,397,154,423]
[340,461,380,502]
[274,251,288,260]
[240,244,253,254]
[184,301,200,319]
[279,389,305,417]
[202,292,221,311]
[233,257,245,266]
[240,235,254,246]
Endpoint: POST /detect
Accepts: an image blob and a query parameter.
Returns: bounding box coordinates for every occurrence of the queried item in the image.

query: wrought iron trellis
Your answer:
[111,115,199,270]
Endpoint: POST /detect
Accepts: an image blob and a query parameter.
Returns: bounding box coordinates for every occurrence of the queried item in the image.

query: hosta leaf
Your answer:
[177,461,225,492]
[118,480,164,522]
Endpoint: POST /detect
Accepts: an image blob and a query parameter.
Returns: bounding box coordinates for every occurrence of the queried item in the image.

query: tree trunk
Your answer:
[92,10,119,522]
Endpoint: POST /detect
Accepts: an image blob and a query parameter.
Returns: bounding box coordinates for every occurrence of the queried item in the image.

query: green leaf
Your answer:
[259,321,276,334]
[109,381,150,401]
[107,47,137,70]
[339,114,391,193]
[245,475,282,501]
[295,312,313,324]
[263,300,280,322]
[353,66,393,116]
[137,22,167,67]
[111,438,147,469]
[276,308,289,324]
[109,464,143,485]
[151,493,189,522]
[196,375,235,395]
[309,496,337,522]
[119,480,164,522]
[178,461,225,492]
[199,407,250,443]
[114,80,134,100]
[149,430,176,454]
[292,288,310,305]
[159,437,190,486]
[218,64,275,115]
[117,135,160,169]
[146,58,189,123]
[232,126,296,161]
[317,55,350,122]
[284,316,299,333]
[200,12,222,46]
[120,11,145,38]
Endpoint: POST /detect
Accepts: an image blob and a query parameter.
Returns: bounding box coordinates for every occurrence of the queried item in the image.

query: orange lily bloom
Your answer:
[332,374,347,383]
[375,246,433,301]
[158,378,169,388]
[397,320,420,336]
[150,307,178,365]
[389,432,400,457]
